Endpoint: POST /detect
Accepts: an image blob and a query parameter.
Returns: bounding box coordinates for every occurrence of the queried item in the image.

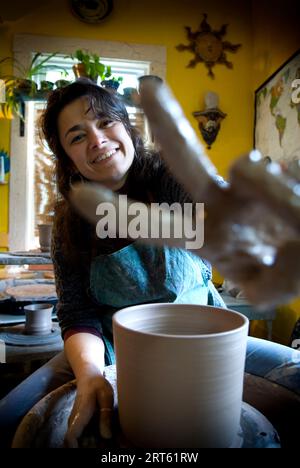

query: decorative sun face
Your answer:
[176,14,241,79]
[195,33,223,62]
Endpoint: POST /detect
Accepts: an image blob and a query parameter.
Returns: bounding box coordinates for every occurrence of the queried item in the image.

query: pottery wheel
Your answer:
[12,365,281,448]
[0,323,61,346]
[5,284,57,301]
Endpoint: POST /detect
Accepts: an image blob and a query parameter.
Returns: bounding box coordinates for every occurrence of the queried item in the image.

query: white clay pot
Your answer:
[113,303,249,448]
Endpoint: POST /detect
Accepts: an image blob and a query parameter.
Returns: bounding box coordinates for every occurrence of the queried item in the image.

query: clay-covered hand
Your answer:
[64,374,114,448]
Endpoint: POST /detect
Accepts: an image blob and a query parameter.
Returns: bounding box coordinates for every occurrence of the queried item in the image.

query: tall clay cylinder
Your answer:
[113,303,249,448]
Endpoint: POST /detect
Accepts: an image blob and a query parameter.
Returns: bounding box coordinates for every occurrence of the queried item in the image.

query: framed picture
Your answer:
[254,49,300,163]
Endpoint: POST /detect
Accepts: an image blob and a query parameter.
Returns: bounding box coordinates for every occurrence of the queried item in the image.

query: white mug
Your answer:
[113,303,249,448]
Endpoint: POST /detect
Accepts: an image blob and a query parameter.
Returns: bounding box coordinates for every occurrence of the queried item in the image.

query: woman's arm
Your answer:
[52,208,114,446]
[65,331,105,378]
[64,332,114,447]
[51,208,103,336]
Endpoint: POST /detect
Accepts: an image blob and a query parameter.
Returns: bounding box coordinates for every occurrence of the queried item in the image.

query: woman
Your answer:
[0,79,225,447]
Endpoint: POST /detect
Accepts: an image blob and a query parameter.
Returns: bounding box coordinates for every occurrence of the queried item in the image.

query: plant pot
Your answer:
[72,64,97,82]
[40,81,54,92]
[55,79,71,89]
[73,63,89,79]
[101,79,120,91]
[15,79,37,97]
[37,81,54,98]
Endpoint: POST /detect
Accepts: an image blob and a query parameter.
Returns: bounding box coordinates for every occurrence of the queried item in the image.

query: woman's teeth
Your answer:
[93,149,117,163]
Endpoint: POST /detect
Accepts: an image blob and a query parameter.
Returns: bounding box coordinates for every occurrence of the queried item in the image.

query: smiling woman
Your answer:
[42,79,138,196]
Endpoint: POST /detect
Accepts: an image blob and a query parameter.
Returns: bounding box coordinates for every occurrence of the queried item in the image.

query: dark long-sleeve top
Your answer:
[51,154,211,339]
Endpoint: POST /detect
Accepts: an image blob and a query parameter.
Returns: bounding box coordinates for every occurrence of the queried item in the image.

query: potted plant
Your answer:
[0,52,66,118]
[1,52,64,95]
[70,49,112,83]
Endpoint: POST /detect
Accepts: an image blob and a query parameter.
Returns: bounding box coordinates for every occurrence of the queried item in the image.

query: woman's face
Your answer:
[58,96,135,190]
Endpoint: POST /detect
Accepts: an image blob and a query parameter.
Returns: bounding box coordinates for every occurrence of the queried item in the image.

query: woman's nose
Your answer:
[88,128,107,148]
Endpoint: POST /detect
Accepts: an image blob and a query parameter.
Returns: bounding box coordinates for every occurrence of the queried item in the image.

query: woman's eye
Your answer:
[71,134,85,144]
[99,119,114,128]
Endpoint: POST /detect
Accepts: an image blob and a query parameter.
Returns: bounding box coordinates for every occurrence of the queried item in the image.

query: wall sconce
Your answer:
[193,92,226,149]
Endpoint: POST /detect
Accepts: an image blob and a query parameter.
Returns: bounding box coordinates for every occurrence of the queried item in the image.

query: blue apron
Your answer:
[90,243,225,365]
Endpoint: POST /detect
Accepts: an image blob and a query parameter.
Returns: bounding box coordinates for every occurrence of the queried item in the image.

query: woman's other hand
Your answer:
[65,373,114,448]
[63,332,113,448]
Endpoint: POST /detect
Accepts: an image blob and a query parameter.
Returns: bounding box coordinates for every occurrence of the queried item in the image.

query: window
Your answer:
[9,34,166,251]
[38,55,152,144]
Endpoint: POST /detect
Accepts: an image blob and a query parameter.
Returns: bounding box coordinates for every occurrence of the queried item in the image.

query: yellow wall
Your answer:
[252,0,300,91]
[0,0,299,340]
[1,0,254,176]
[0,0,253,226]
[0,26,13,249]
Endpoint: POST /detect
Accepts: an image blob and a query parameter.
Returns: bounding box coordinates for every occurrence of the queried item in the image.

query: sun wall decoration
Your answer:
[176,14,241,79]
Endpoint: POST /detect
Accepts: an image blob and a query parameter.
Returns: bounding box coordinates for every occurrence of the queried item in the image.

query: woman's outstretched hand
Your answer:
[69,80,300,308]
[65,374,114,448]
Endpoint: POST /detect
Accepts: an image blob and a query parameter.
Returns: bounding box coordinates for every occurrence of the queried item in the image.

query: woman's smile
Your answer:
[91,147,119,165]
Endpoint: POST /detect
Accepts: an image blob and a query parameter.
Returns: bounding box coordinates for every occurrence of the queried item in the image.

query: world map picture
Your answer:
[254,49,300,162]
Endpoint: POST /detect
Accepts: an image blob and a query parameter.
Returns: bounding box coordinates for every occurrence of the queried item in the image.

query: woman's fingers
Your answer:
[139,80,222,204]
[99,408,113,439]
[64,377,114,447]
[97,380,114,440]
[65,395,95,448]
[69,183,206,251]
